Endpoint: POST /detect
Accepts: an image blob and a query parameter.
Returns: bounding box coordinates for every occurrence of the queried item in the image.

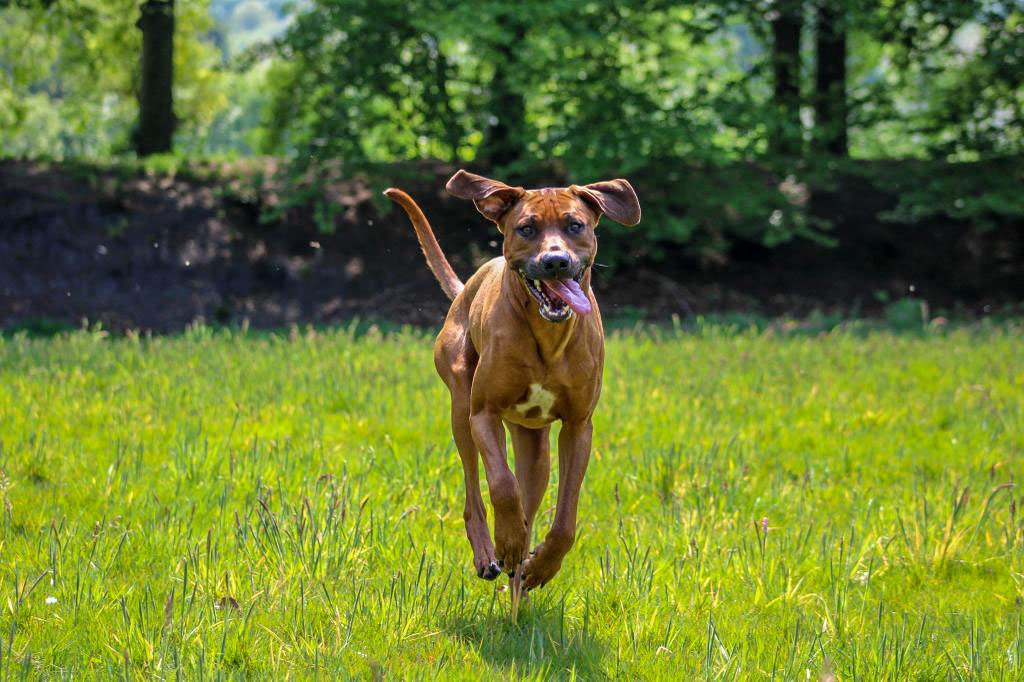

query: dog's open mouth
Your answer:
[519,271,591,323]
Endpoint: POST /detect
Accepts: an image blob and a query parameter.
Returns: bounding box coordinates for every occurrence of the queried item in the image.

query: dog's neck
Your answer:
[502,264,587,364]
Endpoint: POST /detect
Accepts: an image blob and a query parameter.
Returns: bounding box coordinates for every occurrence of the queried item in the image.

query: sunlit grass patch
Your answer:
[0,324,1022,678]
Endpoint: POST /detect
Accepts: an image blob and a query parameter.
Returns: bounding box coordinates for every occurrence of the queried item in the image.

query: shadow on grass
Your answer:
[442,591,606,678]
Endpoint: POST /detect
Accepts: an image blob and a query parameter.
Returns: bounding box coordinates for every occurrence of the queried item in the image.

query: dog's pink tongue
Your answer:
[543,279,592,315]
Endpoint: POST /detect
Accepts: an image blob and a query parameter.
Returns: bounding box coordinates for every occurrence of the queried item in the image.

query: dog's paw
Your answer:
[475,559,501,580]
[520,535,571,591]
[493,515,530,575]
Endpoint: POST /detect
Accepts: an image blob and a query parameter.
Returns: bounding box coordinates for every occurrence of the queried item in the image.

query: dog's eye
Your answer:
[517,224,536,238]
[567,221,585,235]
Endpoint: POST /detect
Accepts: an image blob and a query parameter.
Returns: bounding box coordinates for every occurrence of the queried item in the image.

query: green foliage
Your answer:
[264,2,764,174]
[858,156,1024,231]
[883,296,929,332]
[3,1,1021,167]
[1,325,1023,677]
[850,1,1024,160]
[266,0,1024,169]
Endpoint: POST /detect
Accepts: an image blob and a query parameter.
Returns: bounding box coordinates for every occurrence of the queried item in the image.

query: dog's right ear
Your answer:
[446,169,525,227]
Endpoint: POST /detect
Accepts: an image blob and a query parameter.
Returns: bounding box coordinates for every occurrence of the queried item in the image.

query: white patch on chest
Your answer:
[516,383,556,420]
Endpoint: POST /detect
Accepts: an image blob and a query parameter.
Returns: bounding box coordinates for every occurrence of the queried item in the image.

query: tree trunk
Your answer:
[769,0,803,158]
[814,2,847,156]
[480,21,527,169]
[135,0,175,156]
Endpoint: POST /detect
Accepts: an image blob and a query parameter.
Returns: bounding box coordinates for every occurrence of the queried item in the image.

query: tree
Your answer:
[478,11,527,169]
[135,0,176,155]
[813,2,847,156]
[768,0,803,157]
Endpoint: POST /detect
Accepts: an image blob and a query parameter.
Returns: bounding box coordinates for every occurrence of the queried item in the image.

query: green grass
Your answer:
[1,323,1022,679]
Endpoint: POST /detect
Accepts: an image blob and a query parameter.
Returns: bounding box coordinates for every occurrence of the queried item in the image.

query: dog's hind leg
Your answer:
[520,419,593,591]
[509,424,551,546]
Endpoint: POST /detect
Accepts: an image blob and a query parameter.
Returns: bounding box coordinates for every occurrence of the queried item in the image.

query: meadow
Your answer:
[1,322,1022,679]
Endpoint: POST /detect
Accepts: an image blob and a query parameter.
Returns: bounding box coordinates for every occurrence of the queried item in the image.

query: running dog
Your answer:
[383,170,640,590]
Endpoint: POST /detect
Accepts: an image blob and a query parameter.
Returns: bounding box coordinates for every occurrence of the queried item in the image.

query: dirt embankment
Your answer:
[1,160,1020,332]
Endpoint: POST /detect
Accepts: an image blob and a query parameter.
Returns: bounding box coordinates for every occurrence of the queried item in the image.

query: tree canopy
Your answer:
[1,0,1019,163]
[261,0,1023,172]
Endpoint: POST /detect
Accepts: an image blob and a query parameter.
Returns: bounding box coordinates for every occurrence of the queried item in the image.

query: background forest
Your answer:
[0,0,1021,328]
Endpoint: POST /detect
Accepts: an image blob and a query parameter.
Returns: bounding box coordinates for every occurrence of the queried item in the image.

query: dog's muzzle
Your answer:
[518,268,590,323]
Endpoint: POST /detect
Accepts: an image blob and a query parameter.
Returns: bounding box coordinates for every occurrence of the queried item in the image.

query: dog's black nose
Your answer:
[540,252,571,274]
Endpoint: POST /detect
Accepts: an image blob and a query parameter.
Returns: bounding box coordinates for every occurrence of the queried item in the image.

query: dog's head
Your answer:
[446,170,640,323]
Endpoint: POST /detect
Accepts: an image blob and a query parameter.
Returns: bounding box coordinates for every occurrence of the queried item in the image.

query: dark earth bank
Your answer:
[1,159,1021,332]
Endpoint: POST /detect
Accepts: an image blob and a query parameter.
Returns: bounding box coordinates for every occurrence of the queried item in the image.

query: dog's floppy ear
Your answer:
[446,169,525,226]
[572,179,641,227]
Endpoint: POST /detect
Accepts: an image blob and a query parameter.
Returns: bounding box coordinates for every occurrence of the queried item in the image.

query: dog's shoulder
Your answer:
[468,257,505,284]
[436,257,504,343]
[459,257,504,306]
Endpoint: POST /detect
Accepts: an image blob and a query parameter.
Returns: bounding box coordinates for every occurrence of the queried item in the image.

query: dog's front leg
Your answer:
[521,418,592,591]
[470,411,529,573]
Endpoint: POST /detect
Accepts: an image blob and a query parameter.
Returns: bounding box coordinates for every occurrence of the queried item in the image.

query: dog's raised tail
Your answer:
[383,188,464,301]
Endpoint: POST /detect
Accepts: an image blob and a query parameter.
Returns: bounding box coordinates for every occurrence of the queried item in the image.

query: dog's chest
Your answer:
[515,383,556,421]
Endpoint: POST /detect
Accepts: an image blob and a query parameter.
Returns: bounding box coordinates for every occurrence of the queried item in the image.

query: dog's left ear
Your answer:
[572,180,641,227]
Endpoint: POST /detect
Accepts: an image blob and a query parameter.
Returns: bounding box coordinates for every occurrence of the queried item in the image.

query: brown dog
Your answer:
[383,170,640,591]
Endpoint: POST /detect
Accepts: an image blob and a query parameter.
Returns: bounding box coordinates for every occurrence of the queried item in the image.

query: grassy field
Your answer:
[1,323,1022,679]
